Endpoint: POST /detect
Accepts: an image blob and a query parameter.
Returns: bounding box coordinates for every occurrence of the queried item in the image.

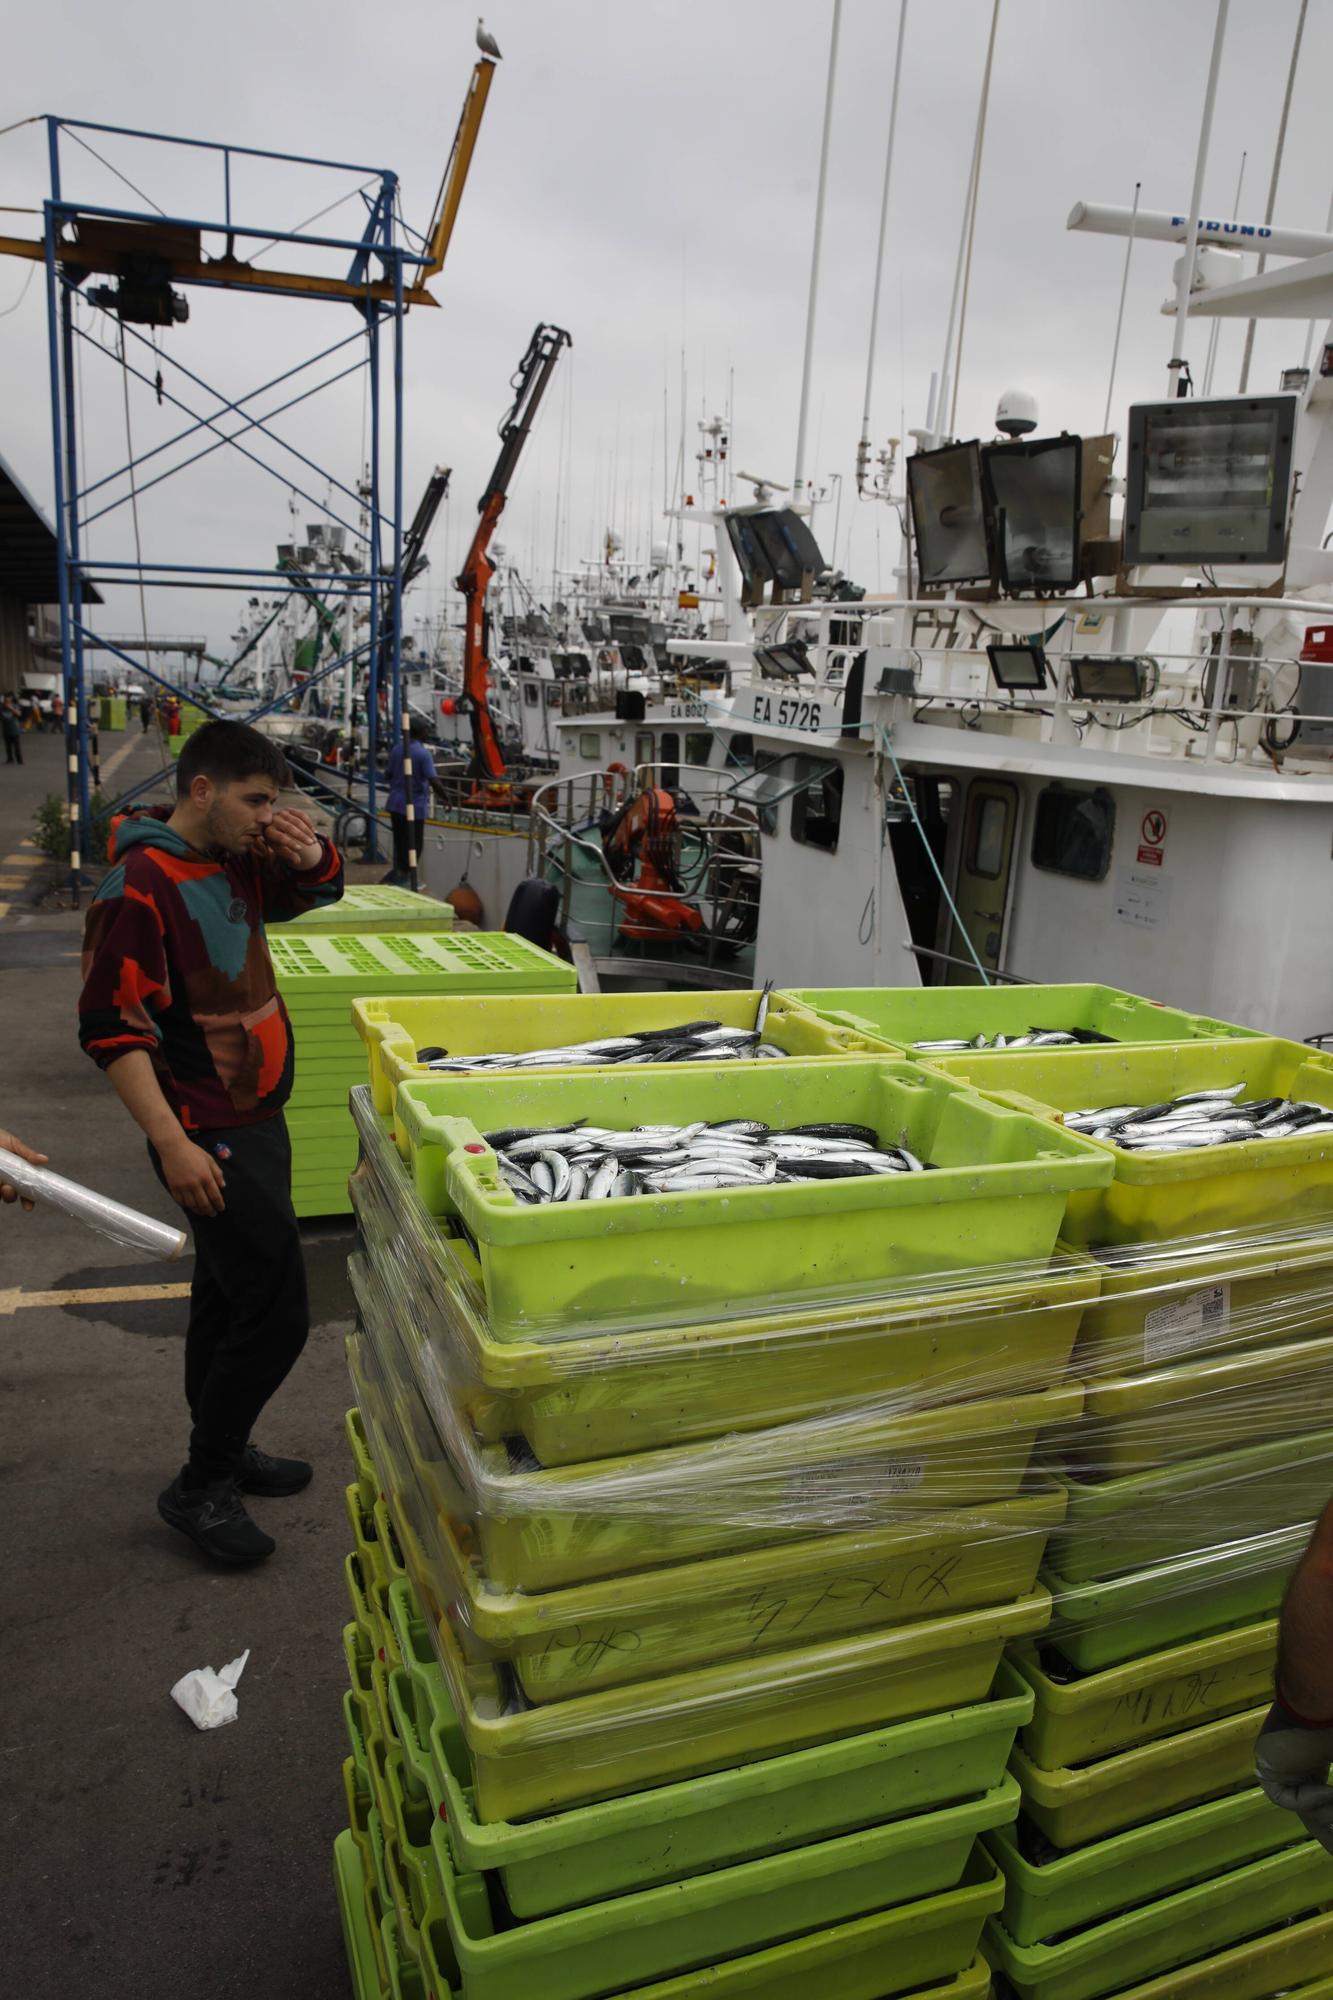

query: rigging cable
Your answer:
[879,727,990,984]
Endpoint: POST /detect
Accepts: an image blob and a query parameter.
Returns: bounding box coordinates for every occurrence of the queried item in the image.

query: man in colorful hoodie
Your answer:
[78,719,344,1567]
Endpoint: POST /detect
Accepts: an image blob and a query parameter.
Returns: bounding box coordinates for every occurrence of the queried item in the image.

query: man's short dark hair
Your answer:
[176,720,289,798]
[409,715,431,742]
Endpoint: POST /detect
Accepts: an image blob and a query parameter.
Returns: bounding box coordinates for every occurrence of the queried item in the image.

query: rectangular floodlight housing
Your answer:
[907,442,992,585]
[1123,395,1297,567]
[1069,655,1147,701]
[987,641,1049,691]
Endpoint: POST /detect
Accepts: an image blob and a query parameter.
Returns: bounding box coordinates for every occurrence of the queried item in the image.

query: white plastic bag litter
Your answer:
[170,1650,250,1730]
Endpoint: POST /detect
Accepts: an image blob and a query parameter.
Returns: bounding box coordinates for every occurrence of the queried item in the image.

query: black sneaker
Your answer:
[237,1442,313,1497]
[158,1475,276,1567]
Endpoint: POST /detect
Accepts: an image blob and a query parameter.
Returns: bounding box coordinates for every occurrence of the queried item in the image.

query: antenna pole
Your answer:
[1102,180,1141,434]
[857,2,908,495]
[793,0,842,499]
[934,0,1000,445]
[1301,183,1333,371]
[1238,0,1307,393]
[1203,149,1246,395]
[1167,0,1229,399]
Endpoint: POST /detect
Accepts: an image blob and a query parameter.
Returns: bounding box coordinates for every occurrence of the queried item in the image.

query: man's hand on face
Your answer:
[263,807,323,871]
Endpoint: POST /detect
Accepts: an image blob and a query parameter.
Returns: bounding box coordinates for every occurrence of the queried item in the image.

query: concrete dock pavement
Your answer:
[2,729,358,1998]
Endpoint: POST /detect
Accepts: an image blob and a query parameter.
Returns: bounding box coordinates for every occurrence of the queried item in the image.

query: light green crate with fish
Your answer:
[928,1038,1333,1245]
[1041,1526,1305,1672]
[350,1091,1099,1458]
[1108,1908,1333,2000]
[417,1786,1015,2000]
[1071,1224,1333,1376]
[350,1304,1083,1591]
[421,1858,1001,2000]
[353,988,878,1134]
[405,1573,1049,1822]
[382,1580,1034,1915]
[985,1785,1302,1949]
[288,882,453,935]
[1010,1618,1276,1767]
[982,1838,1333,2000]
[786,983,1259,1057]
[1066,1330,1333,1478]
[1045,1425,1333,1583]
[394,1060,1111,1335]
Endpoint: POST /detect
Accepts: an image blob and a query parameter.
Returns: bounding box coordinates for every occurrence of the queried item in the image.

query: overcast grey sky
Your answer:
[3,0,1331,657]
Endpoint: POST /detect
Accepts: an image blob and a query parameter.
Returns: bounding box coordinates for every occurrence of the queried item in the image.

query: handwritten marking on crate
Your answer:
[1110,1669,1227,1730]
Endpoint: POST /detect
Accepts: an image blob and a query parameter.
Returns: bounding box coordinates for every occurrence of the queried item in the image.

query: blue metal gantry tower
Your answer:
[1,63,495,891]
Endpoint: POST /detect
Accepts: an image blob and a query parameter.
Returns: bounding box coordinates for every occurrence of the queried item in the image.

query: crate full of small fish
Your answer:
[392,1059,1112,1335]
[925,1038,1333,1247]
[351,987,880,1130]
[784,984,1263,1058]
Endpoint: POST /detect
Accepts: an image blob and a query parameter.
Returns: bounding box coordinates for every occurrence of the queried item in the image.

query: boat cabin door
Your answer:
[946,779,1019,982]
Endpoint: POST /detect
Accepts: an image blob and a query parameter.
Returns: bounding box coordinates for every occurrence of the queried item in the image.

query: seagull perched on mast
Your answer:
[476,17,502,59]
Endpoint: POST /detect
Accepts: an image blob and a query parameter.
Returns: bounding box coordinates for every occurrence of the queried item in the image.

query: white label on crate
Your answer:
[785,1455,927,1512]
[1143,1283,1231,1363]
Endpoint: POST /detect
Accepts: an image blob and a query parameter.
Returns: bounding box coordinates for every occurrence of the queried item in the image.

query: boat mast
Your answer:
[1237,0,1308,393]
[856,3,908,497]
[792,0,842,501]
[1166,0,1229,399]
[933,0,1000,445]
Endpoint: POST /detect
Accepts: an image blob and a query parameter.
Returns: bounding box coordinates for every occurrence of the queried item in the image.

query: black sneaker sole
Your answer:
[157,1493,275,1566]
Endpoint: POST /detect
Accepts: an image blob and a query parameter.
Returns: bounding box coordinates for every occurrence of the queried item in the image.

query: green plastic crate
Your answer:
[982,1838,1333,2000]
[930,1038,1333,1246]
[1046,1426,1333,1583]
[387,1615,1034,1916]
[413,1574,1050,1823]
[347,1408,380,1512]
[289,883,454,935]
[354,988,878,1131]
[1011,1618,1276,1767]
[334,1829,390,2000]
[786,984,1258,1055]
[350,1098,1099,1461]
[1042,1527,1306,1672]
[1005,1702,1269,1851]
[1073,1226,1333,1377]
[417,1783,1016,2000]
[395,1059,1111,1335]
[985,1786,1301,1946]
[349,1307,1083,1591]
[422,1860,1001,2000]
[271,928,574,1000]
[1065,1332,1333,1477]
[1109,1907,1333,1998]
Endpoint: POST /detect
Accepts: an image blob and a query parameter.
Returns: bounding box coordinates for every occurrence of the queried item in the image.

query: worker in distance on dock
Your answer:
[77,720,344,1568]
[1256,1503,1333,1855]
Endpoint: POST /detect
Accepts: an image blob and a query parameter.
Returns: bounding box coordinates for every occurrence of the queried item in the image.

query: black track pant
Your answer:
[150,1113,309,1483]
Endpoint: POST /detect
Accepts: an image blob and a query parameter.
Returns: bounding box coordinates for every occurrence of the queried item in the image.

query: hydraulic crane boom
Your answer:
[457,322,571,782]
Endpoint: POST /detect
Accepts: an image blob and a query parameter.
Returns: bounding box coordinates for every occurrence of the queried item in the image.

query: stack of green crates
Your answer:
[785,984,1263,1058]
[97,694,126,731]
[326,1005,1128,2000]
[166,701,209,759]
[902,1036,1333,1998]
[269,931,575,1217]
[288,883,455,936]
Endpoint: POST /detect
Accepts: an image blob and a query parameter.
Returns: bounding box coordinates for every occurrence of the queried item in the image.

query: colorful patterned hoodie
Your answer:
[78,808,344,1131]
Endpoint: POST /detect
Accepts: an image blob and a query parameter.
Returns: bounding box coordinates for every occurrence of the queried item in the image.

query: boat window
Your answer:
[660,731,680,790]
[635,731,655,768]
[685,732,713,765]
[523,684,539,708]
[545,684,562,706]
[579,733,600,759]
[966,794,1009,880]
[726,733,755,769]
[791,757,844,853]
[1031,785,1115,882]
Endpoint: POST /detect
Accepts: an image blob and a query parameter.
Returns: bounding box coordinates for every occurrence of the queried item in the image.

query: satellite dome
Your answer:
[996,388,1039,438]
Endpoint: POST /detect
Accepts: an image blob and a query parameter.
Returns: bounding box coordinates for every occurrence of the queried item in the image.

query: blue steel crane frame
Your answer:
[38,114,424,884]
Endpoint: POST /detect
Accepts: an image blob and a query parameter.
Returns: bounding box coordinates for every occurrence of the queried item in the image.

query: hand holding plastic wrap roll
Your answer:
[0,1144,187,1257]
[0,1127,48,1209]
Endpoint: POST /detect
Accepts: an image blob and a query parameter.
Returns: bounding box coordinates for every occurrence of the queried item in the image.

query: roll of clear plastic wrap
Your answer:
[0,1148,188,1260]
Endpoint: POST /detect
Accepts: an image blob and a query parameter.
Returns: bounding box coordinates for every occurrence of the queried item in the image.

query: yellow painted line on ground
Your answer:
[0,1281,191,1316]
[0,876,25,890]
[100,734,155,783]
[0,904,10,922]
[18,838,35,850]
[2,853,43,870]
